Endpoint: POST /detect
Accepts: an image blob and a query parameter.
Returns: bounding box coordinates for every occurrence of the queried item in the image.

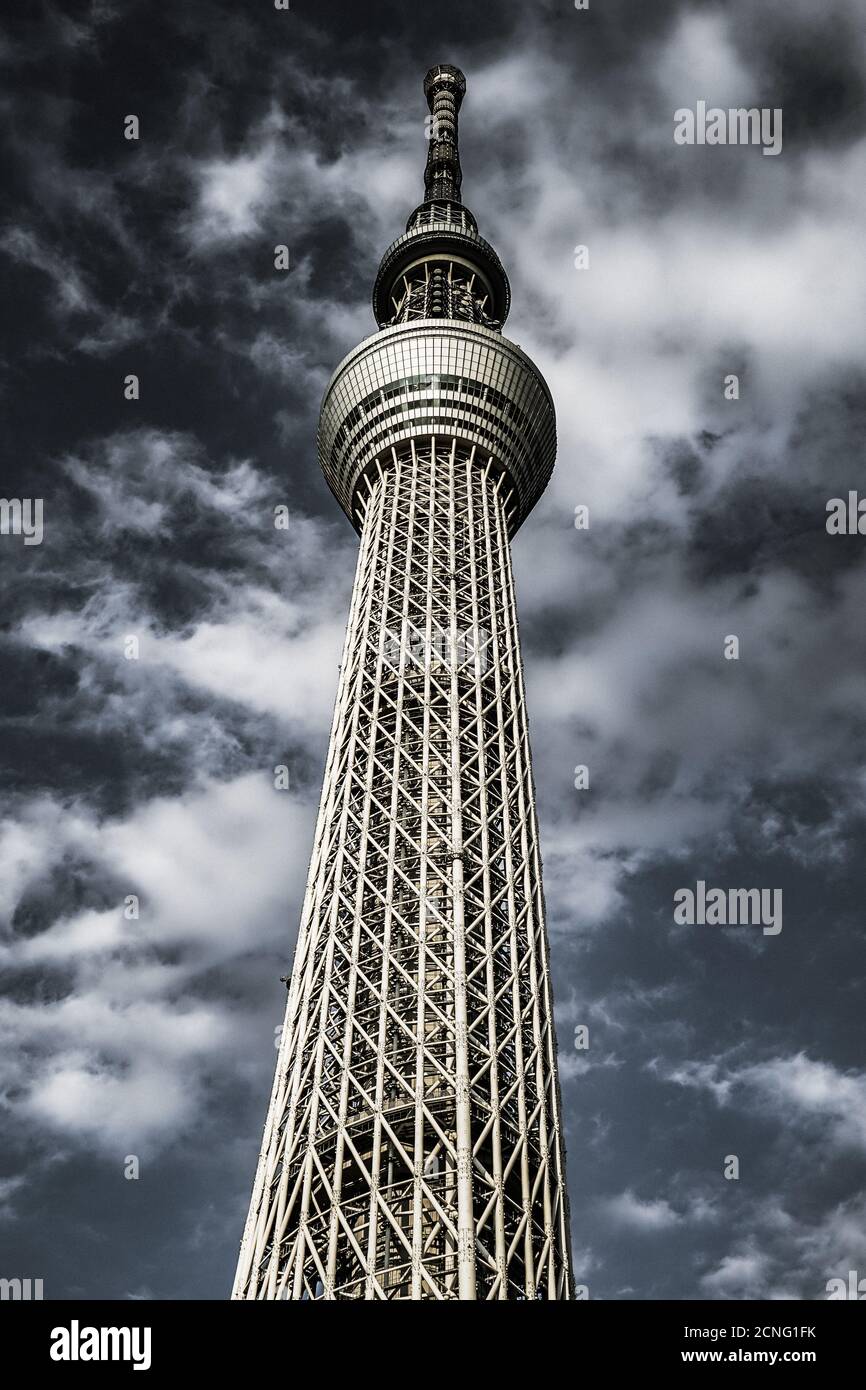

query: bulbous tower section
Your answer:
[320,65,555,534]
[233,64,573,1302]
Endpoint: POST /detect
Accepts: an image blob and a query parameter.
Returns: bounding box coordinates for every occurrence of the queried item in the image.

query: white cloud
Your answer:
[0,773,310,1153]
[153,592,345,727]
[702,1247,768,1296]
[658,1051,866,1154]
[655,11,753,107]
[740,1054,866,1153]
[604,1190,681,1232]
[653,1058,734,1105]
[194,147,278,242]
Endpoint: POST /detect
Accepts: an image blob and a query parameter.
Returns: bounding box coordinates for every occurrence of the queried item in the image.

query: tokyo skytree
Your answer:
[233,63,573,1301]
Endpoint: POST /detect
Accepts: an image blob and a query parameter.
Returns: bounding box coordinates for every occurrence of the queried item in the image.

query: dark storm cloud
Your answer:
[1,0,864,1301]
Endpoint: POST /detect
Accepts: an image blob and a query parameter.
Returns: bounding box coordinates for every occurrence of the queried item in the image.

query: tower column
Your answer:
[233,64,573,1302]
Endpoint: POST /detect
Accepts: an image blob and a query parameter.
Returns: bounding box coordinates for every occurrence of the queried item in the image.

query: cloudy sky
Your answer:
[1,0,865,1300]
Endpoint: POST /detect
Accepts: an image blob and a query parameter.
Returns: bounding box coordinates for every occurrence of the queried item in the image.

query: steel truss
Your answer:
[233,440,572,1300]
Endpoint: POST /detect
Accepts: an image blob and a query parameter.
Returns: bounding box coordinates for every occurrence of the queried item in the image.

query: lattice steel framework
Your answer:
[233,65,573,1302]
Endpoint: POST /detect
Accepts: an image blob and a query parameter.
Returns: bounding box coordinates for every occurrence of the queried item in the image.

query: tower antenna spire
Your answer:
[423,64,466,203]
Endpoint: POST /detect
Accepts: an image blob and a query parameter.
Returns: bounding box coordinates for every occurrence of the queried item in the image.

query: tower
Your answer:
[233,64,573,1301]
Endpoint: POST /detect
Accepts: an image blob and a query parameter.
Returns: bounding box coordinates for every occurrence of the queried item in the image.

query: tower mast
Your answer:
[233,64,573,1301]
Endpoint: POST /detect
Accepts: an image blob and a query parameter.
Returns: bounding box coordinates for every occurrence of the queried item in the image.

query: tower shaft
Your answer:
[234,442,571,1299]
[233,65,573,1301]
